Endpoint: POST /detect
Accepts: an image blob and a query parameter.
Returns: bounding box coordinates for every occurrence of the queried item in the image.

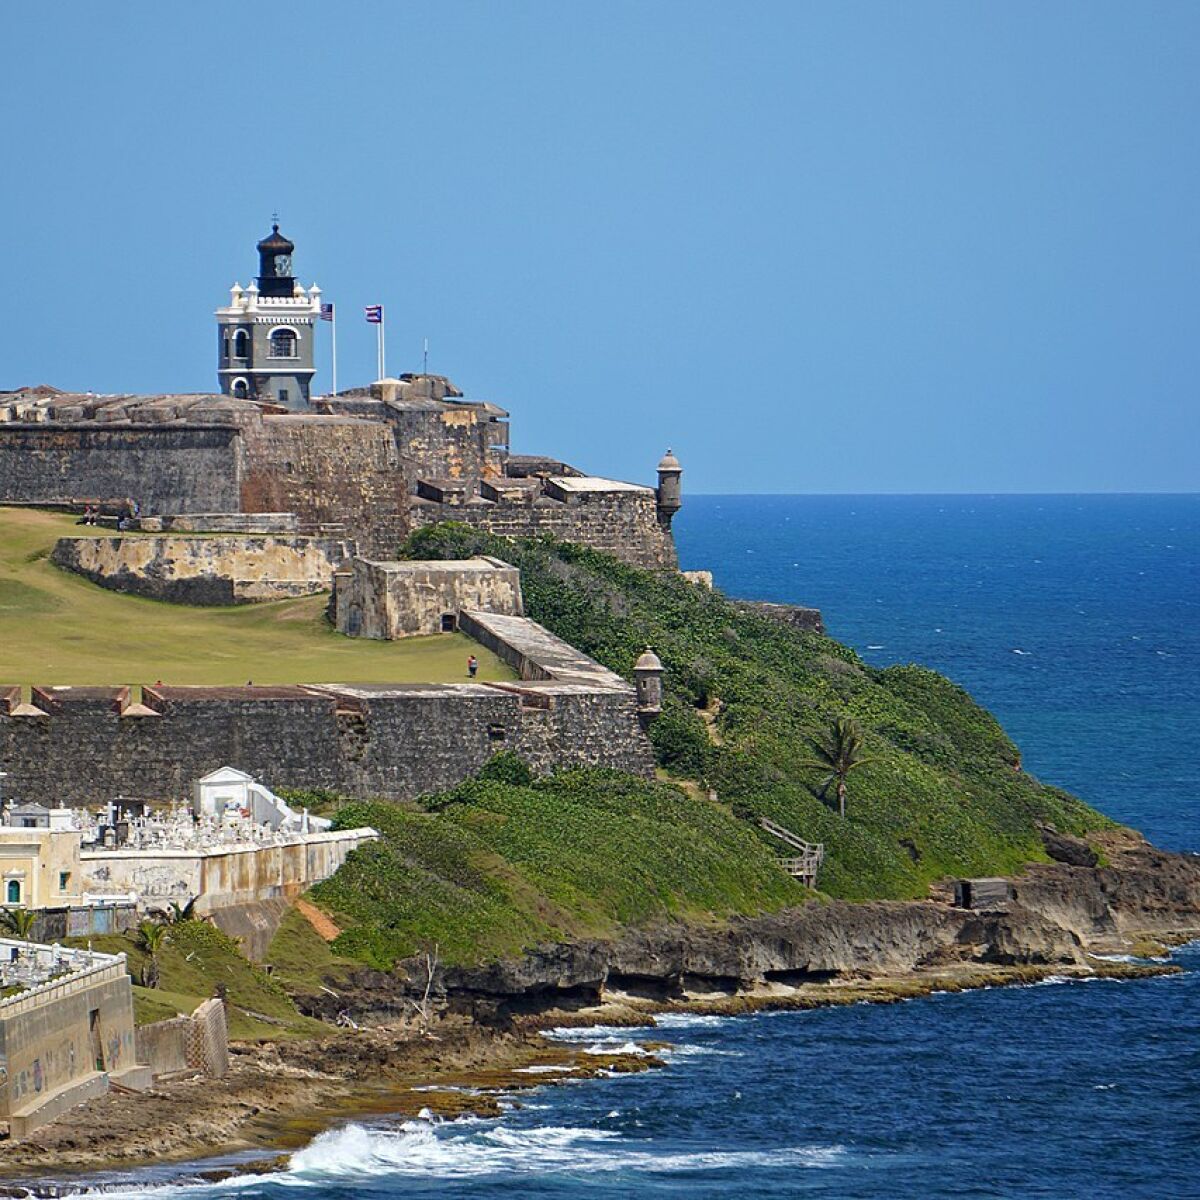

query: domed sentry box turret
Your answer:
[656,449,682,528]
[633,646,664,727]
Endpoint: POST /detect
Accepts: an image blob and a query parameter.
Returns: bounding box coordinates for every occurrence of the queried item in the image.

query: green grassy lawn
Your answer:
[0,508,514,686]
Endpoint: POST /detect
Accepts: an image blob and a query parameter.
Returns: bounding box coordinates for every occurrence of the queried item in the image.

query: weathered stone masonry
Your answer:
[0,616,654,806]
[52,533,356,604]
[0,383,680,570]
[409,486,678,571]
[0,426,241,515]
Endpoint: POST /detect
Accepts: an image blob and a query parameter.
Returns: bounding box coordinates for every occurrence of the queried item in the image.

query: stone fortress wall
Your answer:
[0,374,680,570]
[332,556,524,638]
[0,610,656,808]
[0,424,243,515]
[52,533,356,604]
[409,481,678,571]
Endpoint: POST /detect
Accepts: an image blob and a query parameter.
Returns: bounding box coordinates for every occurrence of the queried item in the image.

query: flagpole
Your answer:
[331,307,338,399]
[378,308,386,381]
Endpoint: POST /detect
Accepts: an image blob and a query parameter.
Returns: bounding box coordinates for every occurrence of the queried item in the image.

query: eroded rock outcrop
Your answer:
[295,834,1200,1024]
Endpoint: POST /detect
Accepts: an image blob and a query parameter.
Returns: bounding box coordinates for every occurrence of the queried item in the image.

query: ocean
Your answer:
[84,495,1200,1199]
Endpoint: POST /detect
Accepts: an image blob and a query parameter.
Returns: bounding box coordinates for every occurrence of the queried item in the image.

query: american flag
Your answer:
[319,302,334,322]
[365,305,383,324]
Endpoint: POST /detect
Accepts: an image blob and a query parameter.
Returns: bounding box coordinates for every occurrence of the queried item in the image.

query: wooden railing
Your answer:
[760,818,825,887]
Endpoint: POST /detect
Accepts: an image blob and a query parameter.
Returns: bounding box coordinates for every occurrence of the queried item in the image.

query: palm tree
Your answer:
[138,920,168,989]
[801,716,875,818]
[0,908,37,940]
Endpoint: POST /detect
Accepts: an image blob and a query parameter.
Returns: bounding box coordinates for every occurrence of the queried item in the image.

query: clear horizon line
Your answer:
[683,490,1200,498]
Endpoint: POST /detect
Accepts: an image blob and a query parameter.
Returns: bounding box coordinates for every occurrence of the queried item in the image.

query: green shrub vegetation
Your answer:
[312,769,801,968]
[392,525,1113,905]
[48,512,1118,980]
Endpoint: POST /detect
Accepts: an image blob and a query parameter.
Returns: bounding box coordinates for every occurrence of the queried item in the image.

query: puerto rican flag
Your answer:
[319,302,334,322]
[365,304,383,324]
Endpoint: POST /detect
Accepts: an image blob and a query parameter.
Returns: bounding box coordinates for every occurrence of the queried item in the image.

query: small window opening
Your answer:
[6,880,20,904]
[269,329,297,359]
[487,724,507,743]
[441,613,457,632]
[233,330,249,359]
[59,871,71,891]
[279,388,290,406]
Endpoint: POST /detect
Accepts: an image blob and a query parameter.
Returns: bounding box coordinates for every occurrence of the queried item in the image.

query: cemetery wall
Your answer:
[0,955,139,1137]
[80,828,378,913]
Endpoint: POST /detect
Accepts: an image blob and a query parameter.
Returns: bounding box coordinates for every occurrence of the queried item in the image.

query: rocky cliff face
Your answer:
[300,834,1200,1024]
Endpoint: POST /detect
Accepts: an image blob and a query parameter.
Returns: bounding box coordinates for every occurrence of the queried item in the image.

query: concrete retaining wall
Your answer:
[0,959,137,1135]
[135,997,227,1080]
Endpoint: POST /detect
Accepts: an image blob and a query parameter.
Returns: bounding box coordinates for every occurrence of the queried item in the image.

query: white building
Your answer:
[193,766,330,833]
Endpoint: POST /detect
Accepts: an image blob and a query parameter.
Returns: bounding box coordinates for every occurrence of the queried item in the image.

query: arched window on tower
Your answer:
[269,329,297,359]
[233,330,249,359]
[232,378,249,399]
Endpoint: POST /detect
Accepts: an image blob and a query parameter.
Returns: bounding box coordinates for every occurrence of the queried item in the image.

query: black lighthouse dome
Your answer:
[256,222,296,297]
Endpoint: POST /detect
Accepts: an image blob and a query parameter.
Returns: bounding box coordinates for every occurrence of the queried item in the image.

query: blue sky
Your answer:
[3,2,1197,493]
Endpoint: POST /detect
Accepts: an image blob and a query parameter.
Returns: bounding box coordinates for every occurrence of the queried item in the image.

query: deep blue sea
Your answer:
[89,496,1200,1199]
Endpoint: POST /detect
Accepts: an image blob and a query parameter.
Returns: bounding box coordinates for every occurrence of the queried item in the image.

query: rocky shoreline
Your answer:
[0,829,1195,1187]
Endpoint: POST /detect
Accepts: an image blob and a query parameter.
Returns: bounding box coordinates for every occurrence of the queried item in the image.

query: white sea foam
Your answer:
[664,1043,742,1058]
[651,1012,731,1029]
[584,1040,650,1056]
[283,1120,845,1181]
[540,1023,655,1042]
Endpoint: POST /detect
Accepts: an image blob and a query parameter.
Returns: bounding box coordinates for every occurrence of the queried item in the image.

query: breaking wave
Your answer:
[283,1118,845,1181]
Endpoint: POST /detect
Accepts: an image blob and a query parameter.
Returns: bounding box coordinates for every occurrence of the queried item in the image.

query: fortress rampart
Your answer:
[52,533,355,604]
[409,481,678,571]
[0,615,654,808]
[0,379,680,570]
[0,425,242,515]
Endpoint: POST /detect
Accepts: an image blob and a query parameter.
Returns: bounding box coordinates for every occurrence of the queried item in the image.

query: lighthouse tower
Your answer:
[216,223,321,409]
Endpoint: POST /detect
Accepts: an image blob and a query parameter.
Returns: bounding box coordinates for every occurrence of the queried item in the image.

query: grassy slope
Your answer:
[0,508,513,685]
[69,921,328,1039]
[286,524,1112,971]
[310,769,801,969]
